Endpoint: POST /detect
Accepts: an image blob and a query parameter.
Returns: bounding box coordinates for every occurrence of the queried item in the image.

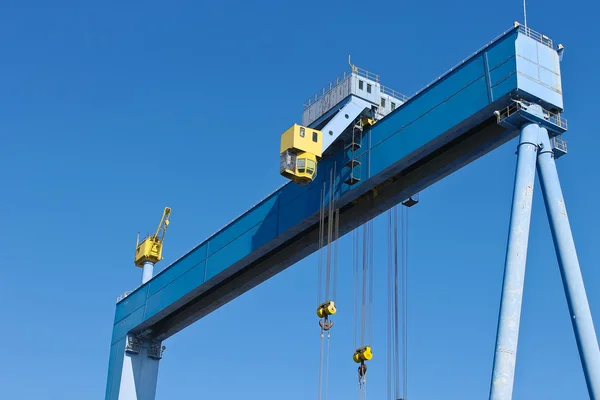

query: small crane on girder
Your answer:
[134,207,172,268]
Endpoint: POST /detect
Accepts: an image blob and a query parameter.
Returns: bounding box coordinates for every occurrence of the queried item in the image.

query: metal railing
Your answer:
[497,100,568,130]
[303,71,352,109]
[303,66,409,110]
[496,101,519,121]
[352,65,380,83]
[117,291,133,303]
[515,23,553,48]
[381,85,410,102]
[551,135,568,153]
[547,111,568,130]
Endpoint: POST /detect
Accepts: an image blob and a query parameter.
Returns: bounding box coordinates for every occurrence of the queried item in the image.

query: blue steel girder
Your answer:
[106,23,565,399]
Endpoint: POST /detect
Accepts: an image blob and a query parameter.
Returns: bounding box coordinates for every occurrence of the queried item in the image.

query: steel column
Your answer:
[489,123,540,400]
[537,130,600,399]
[142,261,154,284]
[114,336,161,400]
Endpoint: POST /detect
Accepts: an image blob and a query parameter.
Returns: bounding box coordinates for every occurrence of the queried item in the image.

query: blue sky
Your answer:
[1,0,599,399]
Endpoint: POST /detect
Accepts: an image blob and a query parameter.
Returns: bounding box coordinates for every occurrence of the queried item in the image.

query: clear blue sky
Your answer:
[1,1,599,399]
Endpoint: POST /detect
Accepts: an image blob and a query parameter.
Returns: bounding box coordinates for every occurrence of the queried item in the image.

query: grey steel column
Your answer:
[537,130,600,399]
[489,123,539,400]
[142,261,154,284]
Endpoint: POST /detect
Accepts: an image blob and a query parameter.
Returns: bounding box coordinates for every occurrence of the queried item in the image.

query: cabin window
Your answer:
[367,83,372,93]
[299,127,305,137]
[381,98,386,107]
[297,158,306,173]
[391,102,396,110]
[312,132,318,142]
[307,159,316,175]
[359,80,364,90]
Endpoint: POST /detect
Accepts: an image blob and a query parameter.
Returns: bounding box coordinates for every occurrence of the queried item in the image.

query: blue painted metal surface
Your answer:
[489,123,540,400]
[537,132,600,398]
[106,24,567,399]
[106,338,127,400]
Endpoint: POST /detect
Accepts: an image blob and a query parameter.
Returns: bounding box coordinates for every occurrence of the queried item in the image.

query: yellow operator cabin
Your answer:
[279,124,323,185]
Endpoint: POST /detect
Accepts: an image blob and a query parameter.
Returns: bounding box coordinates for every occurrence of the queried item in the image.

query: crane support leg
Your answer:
[489,123,539,400]
[109,335,163,400]
[537,131,600,399]
[142,261,154,285]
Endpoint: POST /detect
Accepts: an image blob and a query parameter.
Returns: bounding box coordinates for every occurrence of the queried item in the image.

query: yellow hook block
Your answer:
[316,300,337,318]
[353,346,373,363]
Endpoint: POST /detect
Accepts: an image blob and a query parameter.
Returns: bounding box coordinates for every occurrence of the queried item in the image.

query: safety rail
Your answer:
[497,100,567,130]
[117,291,133,303]
[351,65,380,83]
[551,135,568,154]
[304,71,352,109]
[381,85,410,103]
[303,66,409,110]
[515,22,553,48]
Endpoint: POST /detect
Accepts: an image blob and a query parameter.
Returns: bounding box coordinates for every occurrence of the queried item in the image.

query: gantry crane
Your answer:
[134,207,171,283]
[106,24,600,400]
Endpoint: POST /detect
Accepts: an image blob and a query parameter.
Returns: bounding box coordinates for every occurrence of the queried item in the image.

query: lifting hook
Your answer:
[317,300,336,333]
[357,361,367,384]
[319,318,334,331]
[353,345,373,385]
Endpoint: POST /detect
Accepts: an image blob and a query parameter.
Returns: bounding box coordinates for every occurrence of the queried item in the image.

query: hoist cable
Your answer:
[361,224,368,346]
[387,209,394,400]
[353,229,359,350]
[318,329,325,400]
[317,184,325,307]
[317,185,326,400]
[318,165,340,400]
[394,207,400,399]
[324,165,337,400]
[369,221,374,346]
[333,208,339,302]
[325,333,331,400]
[325,168,334,301]
[402,207,409,400]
